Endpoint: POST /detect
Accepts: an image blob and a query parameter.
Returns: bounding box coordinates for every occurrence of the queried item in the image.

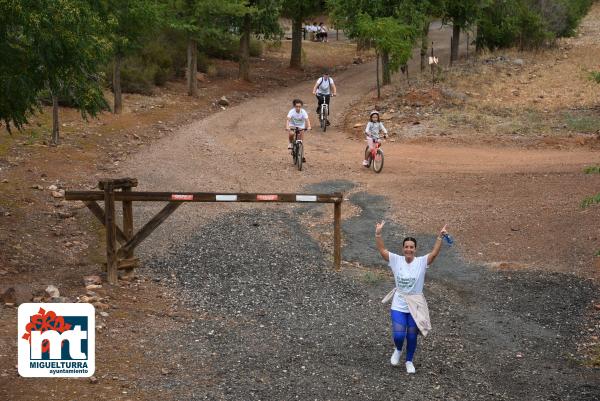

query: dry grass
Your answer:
[408,3,600,145]
[448,3,600,113]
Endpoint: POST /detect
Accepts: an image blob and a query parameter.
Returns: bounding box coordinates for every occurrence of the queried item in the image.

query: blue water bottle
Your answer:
[443,233,454,246]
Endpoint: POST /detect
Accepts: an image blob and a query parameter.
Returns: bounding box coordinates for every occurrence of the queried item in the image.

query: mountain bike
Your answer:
[317,94,329,132]
[364,137,384,173]
[290,127,306,171]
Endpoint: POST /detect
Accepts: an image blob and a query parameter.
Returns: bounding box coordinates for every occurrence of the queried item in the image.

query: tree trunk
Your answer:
[290,18,302,69]
[113,54,123,114]
[451,24,460,64]
[187,38,198,97]
[376,52,381,99]
[51,93,59,146]
[381,50,391,86]
[357,38,372,52]
[420,21,430,73]
[239,14,251,81]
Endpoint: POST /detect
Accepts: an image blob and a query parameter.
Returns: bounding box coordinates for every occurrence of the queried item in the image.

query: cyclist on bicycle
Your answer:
[312,70,337,125]
[363,110,388,167]
[286,99,312,158]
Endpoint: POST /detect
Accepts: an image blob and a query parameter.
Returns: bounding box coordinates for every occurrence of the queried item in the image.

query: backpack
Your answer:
[317,77,331,91]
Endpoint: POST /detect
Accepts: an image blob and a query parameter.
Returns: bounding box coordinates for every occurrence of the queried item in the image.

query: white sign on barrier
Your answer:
[296,195,318,202]
[216,195,238,201]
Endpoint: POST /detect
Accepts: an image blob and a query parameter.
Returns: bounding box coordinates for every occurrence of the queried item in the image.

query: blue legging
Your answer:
[390,310,419,362]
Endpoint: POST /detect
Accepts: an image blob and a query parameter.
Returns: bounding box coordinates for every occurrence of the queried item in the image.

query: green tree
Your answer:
[414,0,443,72]
[282,0,321,69]
[170,0,246,96]
[236,0,283,81]
[0,0,111,143]
[355,14,415,97]
[108,0,163,114]
[441,0,480,64]
[330,0,420,85]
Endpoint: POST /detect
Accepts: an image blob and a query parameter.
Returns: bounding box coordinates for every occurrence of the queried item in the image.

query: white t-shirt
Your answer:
[315,77,334,95]
[287,108,309,129]
[388,252,429,312]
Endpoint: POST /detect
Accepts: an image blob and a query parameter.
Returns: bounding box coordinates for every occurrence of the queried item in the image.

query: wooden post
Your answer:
[431,42,435,87]
[333,198,342,271]
[103,180,118,284]
[449,36,453,66]
[122,187,134,276]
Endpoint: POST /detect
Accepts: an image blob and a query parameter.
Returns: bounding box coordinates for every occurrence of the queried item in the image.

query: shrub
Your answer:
[200,32,263,60]
[249,38,263,57]
[118,62,158,95]
[104,28,189,94]
[197,52,213,74]
[590,71,600,84]
[37,89,78,107]
[200,32,240,61]
[476,0,592,51]
[515,4,553,49]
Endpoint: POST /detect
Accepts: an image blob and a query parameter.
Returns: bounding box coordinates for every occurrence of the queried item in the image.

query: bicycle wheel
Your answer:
[292,142,298,165]
[372,149,384,173]
[296,142,303,171]
[322,107,327,132]
[364,145,371,167]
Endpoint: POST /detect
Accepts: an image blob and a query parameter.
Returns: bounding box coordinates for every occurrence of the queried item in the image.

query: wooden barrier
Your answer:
[66,178,344,284]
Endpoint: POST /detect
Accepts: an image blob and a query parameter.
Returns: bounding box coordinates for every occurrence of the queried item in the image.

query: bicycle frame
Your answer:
[368,138,381,159]
[318,95,329,117]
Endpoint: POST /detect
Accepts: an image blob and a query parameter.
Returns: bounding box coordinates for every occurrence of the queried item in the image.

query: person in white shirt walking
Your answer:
[375,221,449,374]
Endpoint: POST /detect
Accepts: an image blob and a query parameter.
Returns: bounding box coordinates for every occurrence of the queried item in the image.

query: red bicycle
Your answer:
[364,137,384,173]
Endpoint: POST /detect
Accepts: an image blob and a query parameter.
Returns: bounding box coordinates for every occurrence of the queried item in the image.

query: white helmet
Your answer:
[369,110,380,117]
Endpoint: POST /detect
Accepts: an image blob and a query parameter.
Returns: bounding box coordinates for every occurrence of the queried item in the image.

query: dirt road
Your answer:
[2,15,597,401]
[110,19,600,400]
[120,31,600,277]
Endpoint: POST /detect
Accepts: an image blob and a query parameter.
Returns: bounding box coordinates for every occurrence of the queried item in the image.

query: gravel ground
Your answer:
[138,187,599,401]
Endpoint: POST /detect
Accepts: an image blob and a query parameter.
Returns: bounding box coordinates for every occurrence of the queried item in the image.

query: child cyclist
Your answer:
[286,99,312,161]
[363,110,388,167]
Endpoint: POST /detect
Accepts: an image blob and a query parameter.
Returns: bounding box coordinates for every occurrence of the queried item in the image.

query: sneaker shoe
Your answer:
[287,143,292,150]
[302,157,306,163]
[362,160,369,167]
[326,120,331,126]
[390,349,401,366]
[405,361,416,374]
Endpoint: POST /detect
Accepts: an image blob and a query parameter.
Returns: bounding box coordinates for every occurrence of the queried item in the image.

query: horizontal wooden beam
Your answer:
[67,191,343,204]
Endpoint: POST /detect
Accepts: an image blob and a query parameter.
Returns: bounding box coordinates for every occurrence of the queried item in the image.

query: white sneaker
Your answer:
[390,349,401,366]
[405,361,416,374]
[287,143,292,149]
[362,160,368,166]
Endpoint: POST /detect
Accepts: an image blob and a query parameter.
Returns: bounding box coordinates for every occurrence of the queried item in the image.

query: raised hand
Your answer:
[375,220,386,235]
[439,224,448,237]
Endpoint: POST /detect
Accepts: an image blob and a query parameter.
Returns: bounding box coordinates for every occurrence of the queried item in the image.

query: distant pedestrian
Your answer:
[375,221,449,374]
[309,22,317,41]
[318,23,328,42]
